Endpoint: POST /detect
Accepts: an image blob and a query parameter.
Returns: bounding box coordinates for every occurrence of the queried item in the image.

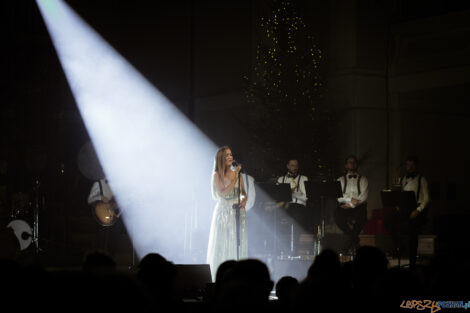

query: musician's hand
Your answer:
[410,209,420,219]
[351,198,361,206]
[341,203,352,209]
[234,165,242,174]
[241,199,247,210]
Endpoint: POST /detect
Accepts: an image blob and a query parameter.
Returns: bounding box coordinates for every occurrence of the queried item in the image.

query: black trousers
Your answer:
[383,207,427,267]
[334,203,367,250]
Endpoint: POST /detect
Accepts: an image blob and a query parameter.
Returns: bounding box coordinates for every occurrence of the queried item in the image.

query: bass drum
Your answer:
[7,219,32,251]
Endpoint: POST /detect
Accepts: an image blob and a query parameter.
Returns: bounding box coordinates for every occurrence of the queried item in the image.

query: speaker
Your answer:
[174,264,212,299]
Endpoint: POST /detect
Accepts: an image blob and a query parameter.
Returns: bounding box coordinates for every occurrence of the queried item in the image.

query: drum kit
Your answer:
[2,140,128,262]
[2,140,105,255]
[5,180,42,253]
[0,145,49,254]
[0,138,109,258]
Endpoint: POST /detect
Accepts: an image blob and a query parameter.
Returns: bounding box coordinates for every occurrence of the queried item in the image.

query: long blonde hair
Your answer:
[211,145,230,199]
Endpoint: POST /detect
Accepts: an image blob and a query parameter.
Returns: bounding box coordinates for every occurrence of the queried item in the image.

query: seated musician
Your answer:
[276,159,309,255]
[334,155,368,254]
[277,159,308,207]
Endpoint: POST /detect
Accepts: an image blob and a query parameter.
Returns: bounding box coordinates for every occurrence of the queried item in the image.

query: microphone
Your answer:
[230,160,239,172]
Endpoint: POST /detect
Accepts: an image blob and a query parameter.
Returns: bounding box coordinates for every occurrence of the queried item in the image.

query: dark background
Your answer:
[1,0,469,266]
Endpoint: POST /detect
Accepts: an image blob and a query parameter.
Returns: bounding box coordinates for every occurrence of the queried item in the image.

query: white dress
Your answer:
[206,176,248,281]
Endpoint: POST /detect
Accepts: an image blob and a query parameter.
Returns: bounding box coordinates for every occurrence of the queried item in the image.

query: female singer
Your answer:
[206,146,248,280]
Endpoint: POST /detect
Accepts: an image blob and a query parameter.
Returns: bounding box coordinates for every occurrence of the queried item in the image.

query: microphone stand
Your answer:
[233,170,241,261]
[32,177,43,255]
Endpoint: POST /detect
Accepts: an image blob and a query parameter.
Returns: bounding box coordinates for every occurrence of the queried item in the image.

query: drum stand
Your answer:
[32,178,43,255]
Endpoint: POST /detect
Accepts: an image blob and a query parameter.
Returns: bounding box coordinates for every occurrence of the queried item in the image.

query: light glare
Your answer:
[36,0,216,262]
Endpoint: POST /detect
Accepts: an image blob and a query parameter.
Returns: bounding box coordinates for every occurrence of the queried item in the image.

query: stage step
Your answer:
[359,234,436,257]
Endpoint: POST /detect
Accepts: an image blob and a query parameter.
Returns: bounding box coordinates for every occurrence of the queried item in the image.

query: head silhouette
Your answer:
[136,253,177,293]
[82,250,116,273]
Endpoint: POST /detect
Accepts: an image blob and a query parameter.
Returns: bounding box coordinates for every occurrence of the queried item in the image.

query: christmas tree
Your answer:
[243,0,335,180]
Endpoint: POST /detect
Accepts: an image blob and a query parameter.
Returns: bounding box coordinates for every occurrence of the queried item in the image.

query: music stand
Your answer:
[380,190,417,267]
[305,181,342,255]
[255,183,292,203]
[255,183,292,256]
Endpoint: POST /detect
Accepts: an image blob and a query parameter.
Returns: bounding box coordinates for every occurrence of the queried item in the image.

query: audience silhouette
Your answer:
[82,249,116,274]
[275,276,299,312]
[0,242,468,313]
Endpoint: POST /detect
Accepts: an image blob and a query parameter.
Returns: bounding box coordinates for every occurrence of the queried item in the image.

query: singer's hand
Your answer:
[234,165,242,174]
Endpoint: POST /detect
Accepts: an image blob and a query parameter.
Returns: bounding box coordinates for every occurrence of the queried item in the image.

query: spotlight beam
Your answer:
[36,0,309,278]
[36,0,216,261]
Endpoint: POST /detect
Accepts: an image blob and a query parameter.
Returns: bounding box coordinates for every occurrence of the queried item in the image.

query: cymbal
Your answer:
[77,141,105,181]
[7,219,32,251]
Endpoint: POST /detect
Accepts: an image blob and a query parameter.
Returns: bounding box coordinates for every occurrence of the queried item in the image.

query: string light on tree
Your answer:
[243,0,334,180]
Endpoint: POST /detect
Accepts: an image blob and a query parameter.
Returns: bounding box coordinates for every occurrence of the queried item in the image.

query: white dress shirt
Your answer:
[400,174,429,212]
[87,179,114,204]
[277,174,308,206]
[337,174,368,208]
[241,173,256,210]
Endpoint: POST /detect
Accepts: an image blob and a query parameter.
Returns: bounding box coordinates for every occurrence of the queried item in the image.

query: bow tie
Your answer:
[348,175,357,179]
[406,173,417,179]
